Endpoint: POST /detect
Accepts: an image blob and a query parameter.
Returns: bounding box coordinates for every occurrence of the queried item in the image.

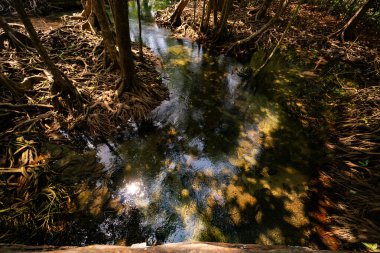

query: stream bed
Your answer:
[62,1,322,247]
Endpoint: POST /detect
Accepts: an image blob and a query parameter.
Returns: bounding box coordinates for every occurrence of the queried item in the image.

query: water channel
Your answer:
[65,0,321,247]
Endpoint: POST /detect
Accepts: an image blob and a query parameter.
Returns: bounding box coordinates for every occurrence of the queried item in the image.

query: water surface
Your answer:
[70,1,318,246]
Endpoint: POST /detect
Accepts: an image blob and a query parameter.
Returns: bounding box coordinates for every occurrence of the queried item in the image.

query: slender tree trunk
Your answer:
[92,0,119,67]
[214,0,233,41]
[213,0,218,28]
[0,15,32,50]
[202,0,213,32]
[200,0,207,32]
[111,0,137,95]
[81,0,100,32]
[169,0,190,27]
[136,0,144,61]
[193,0,197,25]
[12,0,82,107]
[256,0,274,20]
[340,0,374,40]
[81,0,92,18]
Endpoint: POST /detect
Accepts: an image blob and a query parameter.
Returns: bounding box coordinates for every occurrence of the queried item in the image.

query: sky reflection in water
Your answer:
[78,1,316,246]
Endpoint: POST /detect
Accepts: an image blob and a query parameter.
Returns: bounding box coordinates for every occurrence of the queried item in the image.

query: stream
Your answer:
[63,0,320,247]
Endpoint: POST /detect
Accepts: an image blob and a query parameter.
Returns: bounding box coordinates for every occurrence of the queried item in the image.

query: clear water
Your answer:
[68,0,319,247]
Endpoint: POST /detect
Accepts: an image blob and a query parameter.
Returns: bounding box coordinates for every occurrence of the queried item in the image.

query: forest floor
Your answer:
[0,14,168,243]
[156,1,380,251]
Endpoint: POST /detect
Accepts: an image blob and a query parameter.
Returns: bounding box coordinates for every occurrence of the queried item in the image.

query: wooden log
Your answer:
[0,242,351,253]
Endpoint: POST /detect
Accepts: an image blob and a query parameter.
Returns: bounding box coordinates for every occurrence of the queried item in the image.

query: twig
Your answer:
[0,103,53,109]
[252,3,300,78]
[0,112,53,138]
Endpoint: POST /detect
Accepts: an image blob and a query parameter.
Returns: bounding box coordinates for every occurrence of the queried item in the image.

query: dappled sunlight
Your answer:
[228,96,282,171]
[172,201,205,241]
[70,54,314,245]
[59,2,319,245]
[258,228,284,245]
[226,184,257,210]
[76,184,110,217]
[168,45,192,66]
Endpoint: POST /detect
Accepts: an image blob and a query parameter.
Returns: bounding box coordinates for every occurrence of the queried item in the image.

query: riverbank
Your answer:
[0,13,168,244]
[155,1,380,251]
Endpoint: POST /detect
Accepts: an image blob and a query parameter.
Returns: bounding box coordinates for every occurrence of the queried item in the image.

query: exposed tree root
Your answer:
[1,18,168,138]
[155,2,379,87]
[0,17,168,243]
[310,86,380,250]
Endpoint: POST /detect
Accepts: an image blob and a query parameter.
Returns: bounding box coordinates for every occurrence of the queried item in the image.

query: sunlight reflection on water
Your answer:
[119,180,148,206]
[73,0,318,247]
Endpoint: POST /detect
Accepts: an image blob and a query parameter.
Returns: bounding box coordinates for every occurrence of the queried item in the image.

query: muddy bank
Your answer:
[0,13,168,244]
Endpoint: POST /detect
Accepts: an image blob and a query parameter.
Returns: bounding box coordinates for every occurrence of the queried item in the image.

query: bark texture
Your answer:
[111,0,137,95]
[169,0,190,27]
[136,0,144,61]
[92,0,119,67]
[214,0,233,41]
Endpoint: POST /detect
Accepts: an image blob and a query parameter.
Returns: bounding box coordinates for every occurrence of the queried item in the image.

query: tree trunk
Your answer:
[111,0,137,96]
[200,0,207,32]
[0,15,32,51]
[136,0,144,61]
[81,0,100,32]
[201,0,214,32]
[193,0,197,25]
[81,0,92,18]
[214,0,233,41]
[169,0,190,27]
[340,0,374,41]
[213,0,218,27]
[12,0,82,108]
[92,0,119,67]
[255,0,274,20]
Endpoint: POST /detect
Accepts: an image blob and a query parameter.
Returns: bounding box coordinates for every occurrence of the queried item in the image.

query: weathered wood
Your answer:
[0,242,352,253]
